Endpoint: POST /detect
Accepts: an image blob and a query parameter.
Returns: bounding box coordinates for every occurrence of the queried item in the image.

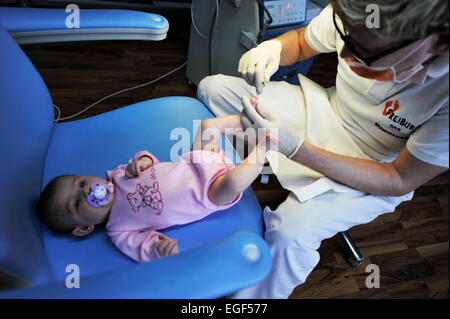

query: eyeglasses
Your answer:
[332,11,414,66]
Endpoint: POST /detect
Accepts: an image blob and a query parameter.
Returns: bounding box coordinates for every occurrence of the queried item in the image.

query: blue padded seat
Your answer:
[0,21,54,287]
[42,96,265,282]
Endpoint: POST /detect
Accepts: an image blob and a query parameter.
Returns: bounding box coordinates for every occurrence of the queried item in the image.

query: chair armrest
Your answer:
[0,8,169,44]
[0,231,271,299]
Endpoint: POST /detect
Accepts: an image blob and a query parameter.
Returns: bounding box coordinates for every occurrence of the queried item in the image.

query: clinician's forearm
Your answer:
[274,30,301,65]
[275,27,319,65]
[291,141,407,196]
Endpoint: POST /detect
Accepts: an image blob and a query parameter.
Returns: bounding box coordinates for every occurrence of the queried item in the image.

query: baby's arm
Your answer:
[208,134,277,206]
[108,230,178,263]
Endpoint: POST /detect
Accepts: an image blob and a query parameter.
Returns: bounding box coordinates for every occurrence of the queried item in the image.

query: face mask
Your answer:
[341,33,439,82]
[87,181,114,208]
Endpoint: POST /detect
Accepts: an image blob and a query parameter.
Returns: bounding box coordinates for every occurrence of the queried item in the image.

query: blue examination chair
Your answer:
[0,8,271,298]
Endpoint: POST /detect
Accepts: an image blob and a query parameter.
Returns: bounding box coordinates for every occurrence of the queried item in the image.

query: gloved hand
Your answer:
[238,40,282,94]
[240,96,304,158]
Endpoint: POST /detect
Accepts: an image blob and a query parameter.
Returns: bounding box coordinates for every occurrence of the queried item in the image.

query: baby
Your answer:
[38,101,277,263]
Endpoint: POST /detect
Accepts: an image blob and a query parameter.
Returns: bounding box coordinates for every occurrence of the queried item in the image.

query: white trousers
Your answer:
[197,74,413,299]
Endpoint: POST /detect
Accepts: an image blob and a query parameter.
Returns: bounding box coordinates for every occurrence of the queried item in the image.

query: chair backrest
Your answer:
[0,22,54,285]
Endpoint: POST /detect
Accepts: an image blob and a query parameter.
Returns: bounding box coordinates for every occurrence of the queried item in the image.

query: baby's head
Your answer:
[38,175,114,236]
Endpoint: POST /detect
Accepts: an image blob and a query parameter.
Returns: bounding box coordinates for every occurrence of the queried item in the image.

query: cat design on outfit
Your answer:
[126,167,163,215]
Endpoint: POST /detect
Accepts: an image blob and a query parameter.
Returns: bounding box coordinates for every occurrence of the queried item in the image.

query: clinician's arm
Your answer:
[276,27,321,66]
[291,142,448,196]
[240,91,447,197]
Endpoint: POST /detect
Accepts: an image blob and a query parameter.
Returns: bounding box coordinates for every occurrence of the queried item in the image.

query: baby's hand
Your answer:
[155,234,179,257]
[125,156,153,179]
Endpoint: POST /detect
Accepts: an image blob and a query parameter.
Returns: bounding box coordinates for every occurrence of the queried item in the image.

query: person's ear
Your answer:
[72,225,94,237]
[432,27,449,54]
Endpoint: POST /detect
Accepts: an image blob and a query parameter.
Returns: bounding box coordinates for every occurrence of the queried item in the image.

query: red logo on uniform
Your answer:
[383,100,399,116]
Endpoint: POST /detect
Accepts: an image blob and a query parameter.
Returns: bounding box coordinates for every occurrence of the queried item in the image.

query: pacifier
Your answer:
[87,181,114,208]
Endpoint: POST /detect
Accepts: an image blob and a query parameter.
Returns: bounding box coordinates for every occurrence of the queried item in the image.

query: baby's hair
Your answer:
[37,175,75,233]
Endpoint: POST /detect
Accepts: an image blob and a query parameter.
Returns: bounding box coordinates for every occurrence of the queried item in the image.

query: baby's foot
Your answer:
[250,96,258,108]
[250,96,282,147]
[265,132,281,146]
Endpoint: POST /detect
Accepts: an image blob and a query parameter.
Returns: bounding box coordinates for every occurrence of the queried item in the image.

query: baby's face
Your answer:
[55,175,114,229]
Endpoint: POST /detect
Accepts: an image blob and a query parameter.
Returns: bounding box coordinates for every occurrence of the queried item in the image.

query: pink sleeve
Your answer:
[131,151,160,165]
[107,229,164,263]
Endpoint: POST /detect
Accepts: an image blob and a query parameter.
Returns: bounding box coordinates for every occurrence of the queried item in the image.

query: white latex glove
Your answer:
[240,96,303,158]
[238,40,282,94]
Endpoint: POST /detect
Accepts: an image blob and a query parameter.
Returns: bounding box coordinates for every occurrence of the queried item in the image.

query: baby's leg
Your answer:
[192,115,244,152]
[208,134,277,206]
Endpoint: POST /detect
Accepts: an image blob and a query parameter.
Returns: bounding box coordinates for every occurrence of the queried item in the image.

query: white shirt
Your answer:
[304,4,449,167]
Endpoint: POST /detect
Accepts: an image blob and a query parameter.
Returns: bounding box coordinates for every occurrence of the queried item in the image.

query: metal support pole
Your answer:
[339,231,364,267]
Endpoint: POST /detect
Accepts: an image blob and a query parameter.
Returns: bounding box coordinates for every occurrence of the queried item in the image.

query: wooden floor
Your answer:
[19,9,448,299]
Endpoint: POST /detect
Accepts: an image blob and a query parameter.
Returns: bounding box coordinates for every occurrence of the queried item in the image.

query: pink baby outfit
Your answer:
[105,150,241,263]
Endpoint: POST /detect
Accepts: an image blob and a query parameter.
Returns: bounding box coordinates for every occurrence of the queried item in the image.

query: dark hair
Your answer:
[37,175,75,233]
[330,0,449,42]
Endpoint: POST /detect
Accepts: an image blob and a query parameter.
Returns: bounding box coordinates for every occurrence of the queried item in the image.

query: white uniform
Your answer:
[197,4,449,299]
